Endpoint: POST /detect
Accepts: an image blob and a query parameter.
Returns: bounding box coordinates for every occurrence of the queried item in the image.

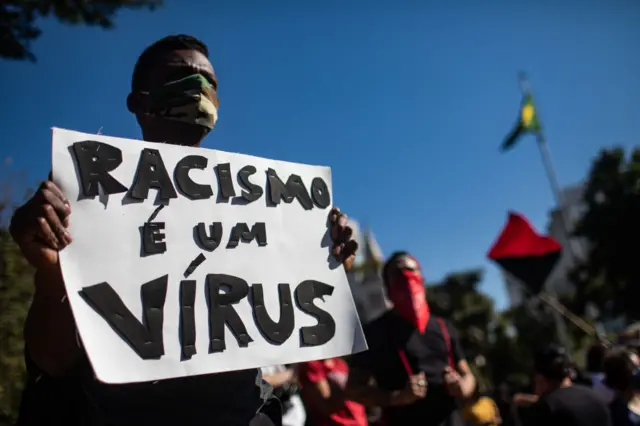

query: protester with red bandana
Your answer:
[345,251,476,426]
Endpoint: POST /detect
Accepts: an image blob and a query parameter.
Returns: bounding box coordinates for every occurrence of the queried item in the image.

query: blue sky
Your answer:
[1,0,638,311]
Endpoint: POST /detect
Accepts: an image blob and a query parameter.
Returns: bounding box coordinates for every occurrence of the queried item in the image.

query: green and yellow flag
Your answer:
[501,94,541,152]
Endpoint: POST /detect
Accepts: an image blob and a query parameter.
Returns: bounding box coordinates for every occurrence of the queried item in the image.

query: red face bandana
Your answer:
[387,255,430,333]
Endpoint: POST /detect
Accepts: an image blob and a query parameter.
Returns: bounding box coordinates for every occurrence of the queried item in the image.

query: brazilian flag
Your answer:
[501,94,541,152]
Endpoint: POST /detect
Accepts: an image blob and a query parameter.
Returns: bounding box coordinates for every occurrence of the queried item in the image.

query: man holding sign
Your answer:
[11,35,362,426]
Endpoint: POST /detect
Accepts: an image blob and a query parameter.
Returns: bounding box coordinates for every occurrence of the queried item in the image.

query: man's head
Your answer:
[533,344,572,395]
[603,346,638,392]
[382,251,429,332]
[586,342,607,373]
[128,35,219,147]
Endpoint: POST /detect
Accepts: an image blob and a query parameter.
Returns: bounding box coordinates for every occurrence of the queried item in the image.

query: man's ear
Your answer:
[126,92,145,114]
[126,92,135,113]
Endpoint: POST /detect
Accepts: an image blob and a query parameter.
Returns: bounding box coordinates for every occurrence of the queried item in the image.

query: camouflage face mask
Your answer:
[128,74,219,130]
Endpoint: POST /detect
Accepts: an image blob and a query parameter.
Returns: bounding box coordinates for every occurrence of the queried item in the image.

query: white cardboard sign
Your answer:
[52,128,366,384]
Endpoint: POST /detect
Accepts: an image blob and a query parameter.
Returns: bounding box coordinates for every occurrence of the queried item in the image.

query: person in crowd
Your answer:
[461,389,502,426]
[298,357,368,426]
[511,390,539,426]
[493,383,515,426]
[626,342,640,358]
[528,344,611,426]
[572,363,595,387]
[262,365,306,426]
[510,385,539,426]
[10,34,359,426]
[603,346,640,426]
[587,342,617,403]
[345,251,476,426]
[511,393,538,407]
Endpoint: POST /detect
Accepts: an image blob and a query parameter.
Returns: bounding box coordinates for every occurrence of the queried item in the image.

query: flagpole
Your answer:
[518,72,577,353]
[517,73,573,223]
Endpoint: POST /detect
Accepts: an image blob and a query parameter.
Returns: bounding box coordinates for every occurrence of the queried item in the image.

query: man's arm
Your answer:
[301,375,346,415]
[298,361,347,417]
[25,267,80,377]
[455,359,476,398]
[345,366,424,407]
[446,321,476,398]
[512,393,539,407]
[10,178,77,377]
[262,368,294,388]
[345,367,392,407]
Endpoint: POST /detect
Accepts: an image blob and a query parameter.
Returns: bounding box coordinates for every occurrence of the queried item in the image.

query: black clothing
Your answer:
[529,385,611,426]
[17,350,278,426]
[610,396,640,426]
[350,311,465,426]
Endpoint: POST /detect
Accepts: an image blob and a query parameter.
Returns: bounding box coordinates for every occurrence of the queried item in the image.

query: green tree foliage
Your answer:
[486,318,530,390]
[570,147,640,322]
[503,301,558,364]
[0,225,33,424]
[0,175,34,424]
[427,269,576,391]
[1,0,162,61]
[428,270,494,362]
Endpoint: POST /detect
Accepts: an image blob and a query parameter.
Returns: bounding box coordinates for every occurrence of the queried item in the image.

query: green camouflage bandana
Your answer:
[129,74,218,130]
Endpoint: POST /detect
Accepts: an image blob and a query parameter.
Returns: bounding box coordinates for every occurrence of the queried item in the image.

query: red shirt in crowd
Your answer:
[298,358,368,426]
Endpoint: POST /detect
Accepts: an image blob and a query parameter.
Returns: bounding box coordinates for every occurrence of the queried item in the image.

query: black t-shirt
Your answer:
[349,311,465,426]
[529,385,611,426]
[610,396,640,426]
[17,351,275,426]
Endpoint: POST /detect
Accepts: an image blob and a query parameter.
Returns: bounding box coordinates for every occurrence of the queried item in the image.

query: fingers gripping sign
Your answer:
[328,207,358,272]
[10,177,72,270]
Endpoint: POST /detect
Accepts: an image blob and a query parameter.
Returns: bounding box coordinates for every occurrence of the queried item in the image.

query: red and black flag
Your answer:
[487,211,562,294]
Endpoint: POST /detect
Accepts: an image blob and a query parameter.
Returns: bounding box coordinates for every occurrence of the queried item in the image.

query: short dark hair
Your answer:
[382,251,410,289]
[534,344,571,381]
[586,343,607,373]
[131,34,209,91]
[603,346,636,391]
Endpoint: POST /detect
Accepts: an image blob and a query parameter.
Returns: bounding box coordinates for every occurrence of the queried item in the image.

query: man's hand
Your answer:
[10,179,72,270]
[512,393,539,407]
[329,207,358,272]
[394,372,428,406]
[443,366,464,398]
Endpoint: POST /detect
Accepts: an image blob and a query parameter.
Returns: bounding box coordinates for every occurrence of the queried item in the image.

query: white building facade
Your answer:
[545,183,588,297]
[345,219,388,324]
